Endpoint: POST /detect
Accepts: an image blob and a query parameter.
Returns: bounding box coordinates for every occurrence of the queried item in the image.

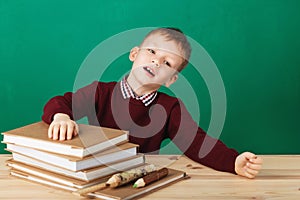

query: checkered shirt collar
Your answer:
[120,77,157,106]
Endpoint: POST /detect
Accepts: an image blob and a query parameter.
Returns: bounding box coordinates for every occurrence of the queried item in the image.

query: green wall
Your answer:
[1,0,299,154]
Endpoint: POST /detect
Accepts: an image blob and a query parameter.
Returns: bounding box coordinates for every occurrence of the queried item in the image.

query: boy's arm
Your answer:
[167,99,262,177]
[42,92,74,124]
[42,81,100,140]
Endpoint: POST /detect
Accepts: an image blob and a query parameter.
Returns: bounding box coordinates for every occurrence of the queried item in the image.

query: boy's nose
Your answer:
[151,60,160,67]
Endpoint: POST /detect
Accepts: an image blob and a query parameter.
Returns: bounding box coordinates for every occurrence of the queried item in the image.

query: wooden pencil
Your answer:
[133,168,169,188]
[107,164,156,188]
[72,182,108,196]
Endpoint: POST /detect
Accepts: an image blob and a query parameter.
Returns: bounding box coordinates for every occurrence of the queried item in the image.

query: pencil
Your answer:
[72,164,157,196]
[107,164,157,188]
[133,167,169,188]
[72,182,108,196]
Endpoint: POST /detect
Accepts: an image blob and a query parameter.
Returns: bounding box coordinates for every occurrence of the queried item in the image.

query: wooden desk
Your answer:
[0,154,299,199]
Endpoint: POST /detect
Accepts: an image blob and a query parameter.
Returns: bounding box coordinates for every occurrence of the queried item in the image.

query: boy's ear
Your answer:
[165,74,178,88]
[129,47,139,61]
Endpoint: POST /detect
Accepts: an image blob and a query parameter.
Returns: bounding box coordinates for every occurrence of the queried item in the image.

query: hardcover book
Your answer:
[5,142,138,171]
[7,159,122,189]
[2,121,128,158]
[10,153,145,181]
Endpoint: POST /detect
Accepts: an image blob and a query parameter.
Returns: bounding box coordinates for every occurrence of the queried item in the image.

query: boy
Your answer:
[42,28,262,178]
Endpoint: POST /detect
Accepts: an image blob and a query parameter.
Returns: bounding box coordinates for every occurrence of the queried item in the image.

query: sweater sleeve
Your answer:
[167,99,239,174]
[42,81,100,124]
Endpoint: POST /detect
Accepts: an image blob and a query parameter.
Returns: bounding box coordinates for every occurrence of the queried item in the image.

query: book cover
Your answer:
[2,121,128,158]
[11,153,145,181]
[5,142,139,171]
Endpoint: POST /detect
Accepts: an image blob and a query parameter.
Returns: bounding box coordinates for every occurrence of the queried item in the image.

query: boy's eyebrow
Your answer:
[139,47,184,58]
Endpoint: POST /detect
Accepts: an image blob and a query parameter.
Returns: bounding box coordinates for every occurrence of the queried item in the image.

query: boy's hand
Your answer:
[235,152,263,179]
[48,113,79,141]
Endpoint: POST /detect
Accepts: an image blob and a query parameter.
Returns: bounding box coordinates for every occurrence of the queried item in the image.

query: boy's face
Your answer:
[128,33,184,91]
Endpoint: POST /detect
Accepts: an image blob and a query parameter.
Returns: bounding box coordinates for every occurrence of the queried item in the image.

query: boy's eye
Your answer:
[164,61,171,67]
[147,49,155,54]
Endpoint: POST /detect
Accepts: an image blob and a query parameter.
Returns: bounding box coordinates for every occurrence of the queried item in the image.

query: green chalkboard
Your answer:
[1,0,299,155]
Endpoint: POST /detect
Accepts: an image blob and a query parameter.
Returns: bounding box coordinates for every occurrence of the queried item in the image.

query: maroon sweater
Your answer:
[42,81,239,174]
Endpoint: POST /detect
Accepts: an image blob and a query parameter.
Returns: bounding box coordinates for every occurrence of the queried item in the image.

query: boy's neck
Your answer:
[126,75,158,96]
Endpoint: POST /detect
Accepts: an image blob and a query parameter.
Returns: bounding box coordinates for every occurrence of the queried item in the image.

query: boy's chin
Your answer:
[140,82,162,90]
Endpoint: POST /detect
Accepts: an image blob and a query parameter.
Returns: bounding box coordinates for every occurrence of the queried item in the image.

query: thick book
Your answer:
[2,121,128,158]
[88,168,187,200]
[10,169,78,192]
[6,159,111,189]
[11,153,145,181]
[5,142,139,171]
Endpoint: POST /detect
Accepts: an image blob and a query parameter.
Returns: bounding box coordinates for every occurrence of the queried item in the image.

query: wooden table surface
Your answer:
[0,154,299,199]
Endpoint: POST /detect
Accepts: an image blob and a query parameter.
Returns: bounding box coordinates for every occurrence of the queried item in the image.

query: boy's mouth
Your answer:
[143,66,155,77]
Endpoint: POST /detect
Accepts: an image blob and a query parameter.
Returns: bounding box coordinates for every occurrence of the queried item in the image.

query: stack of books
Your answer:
[2,121,187,200]
[2,121,145,191]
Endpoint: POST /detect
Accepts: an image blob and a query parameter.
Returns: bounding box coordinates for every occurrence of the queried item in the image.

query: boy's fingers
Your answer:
[48,124,54,138]
[48,119,77,141]
[247,163,262,171]
[59,123,67,141]
[243,152,256,160]
[245,166,259,176]
[236,152,262,179]
[74,123,79,136]
[52,124,60,140]
[67,124,74,140]
[250,157,263,164]
[243,170,255,179]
